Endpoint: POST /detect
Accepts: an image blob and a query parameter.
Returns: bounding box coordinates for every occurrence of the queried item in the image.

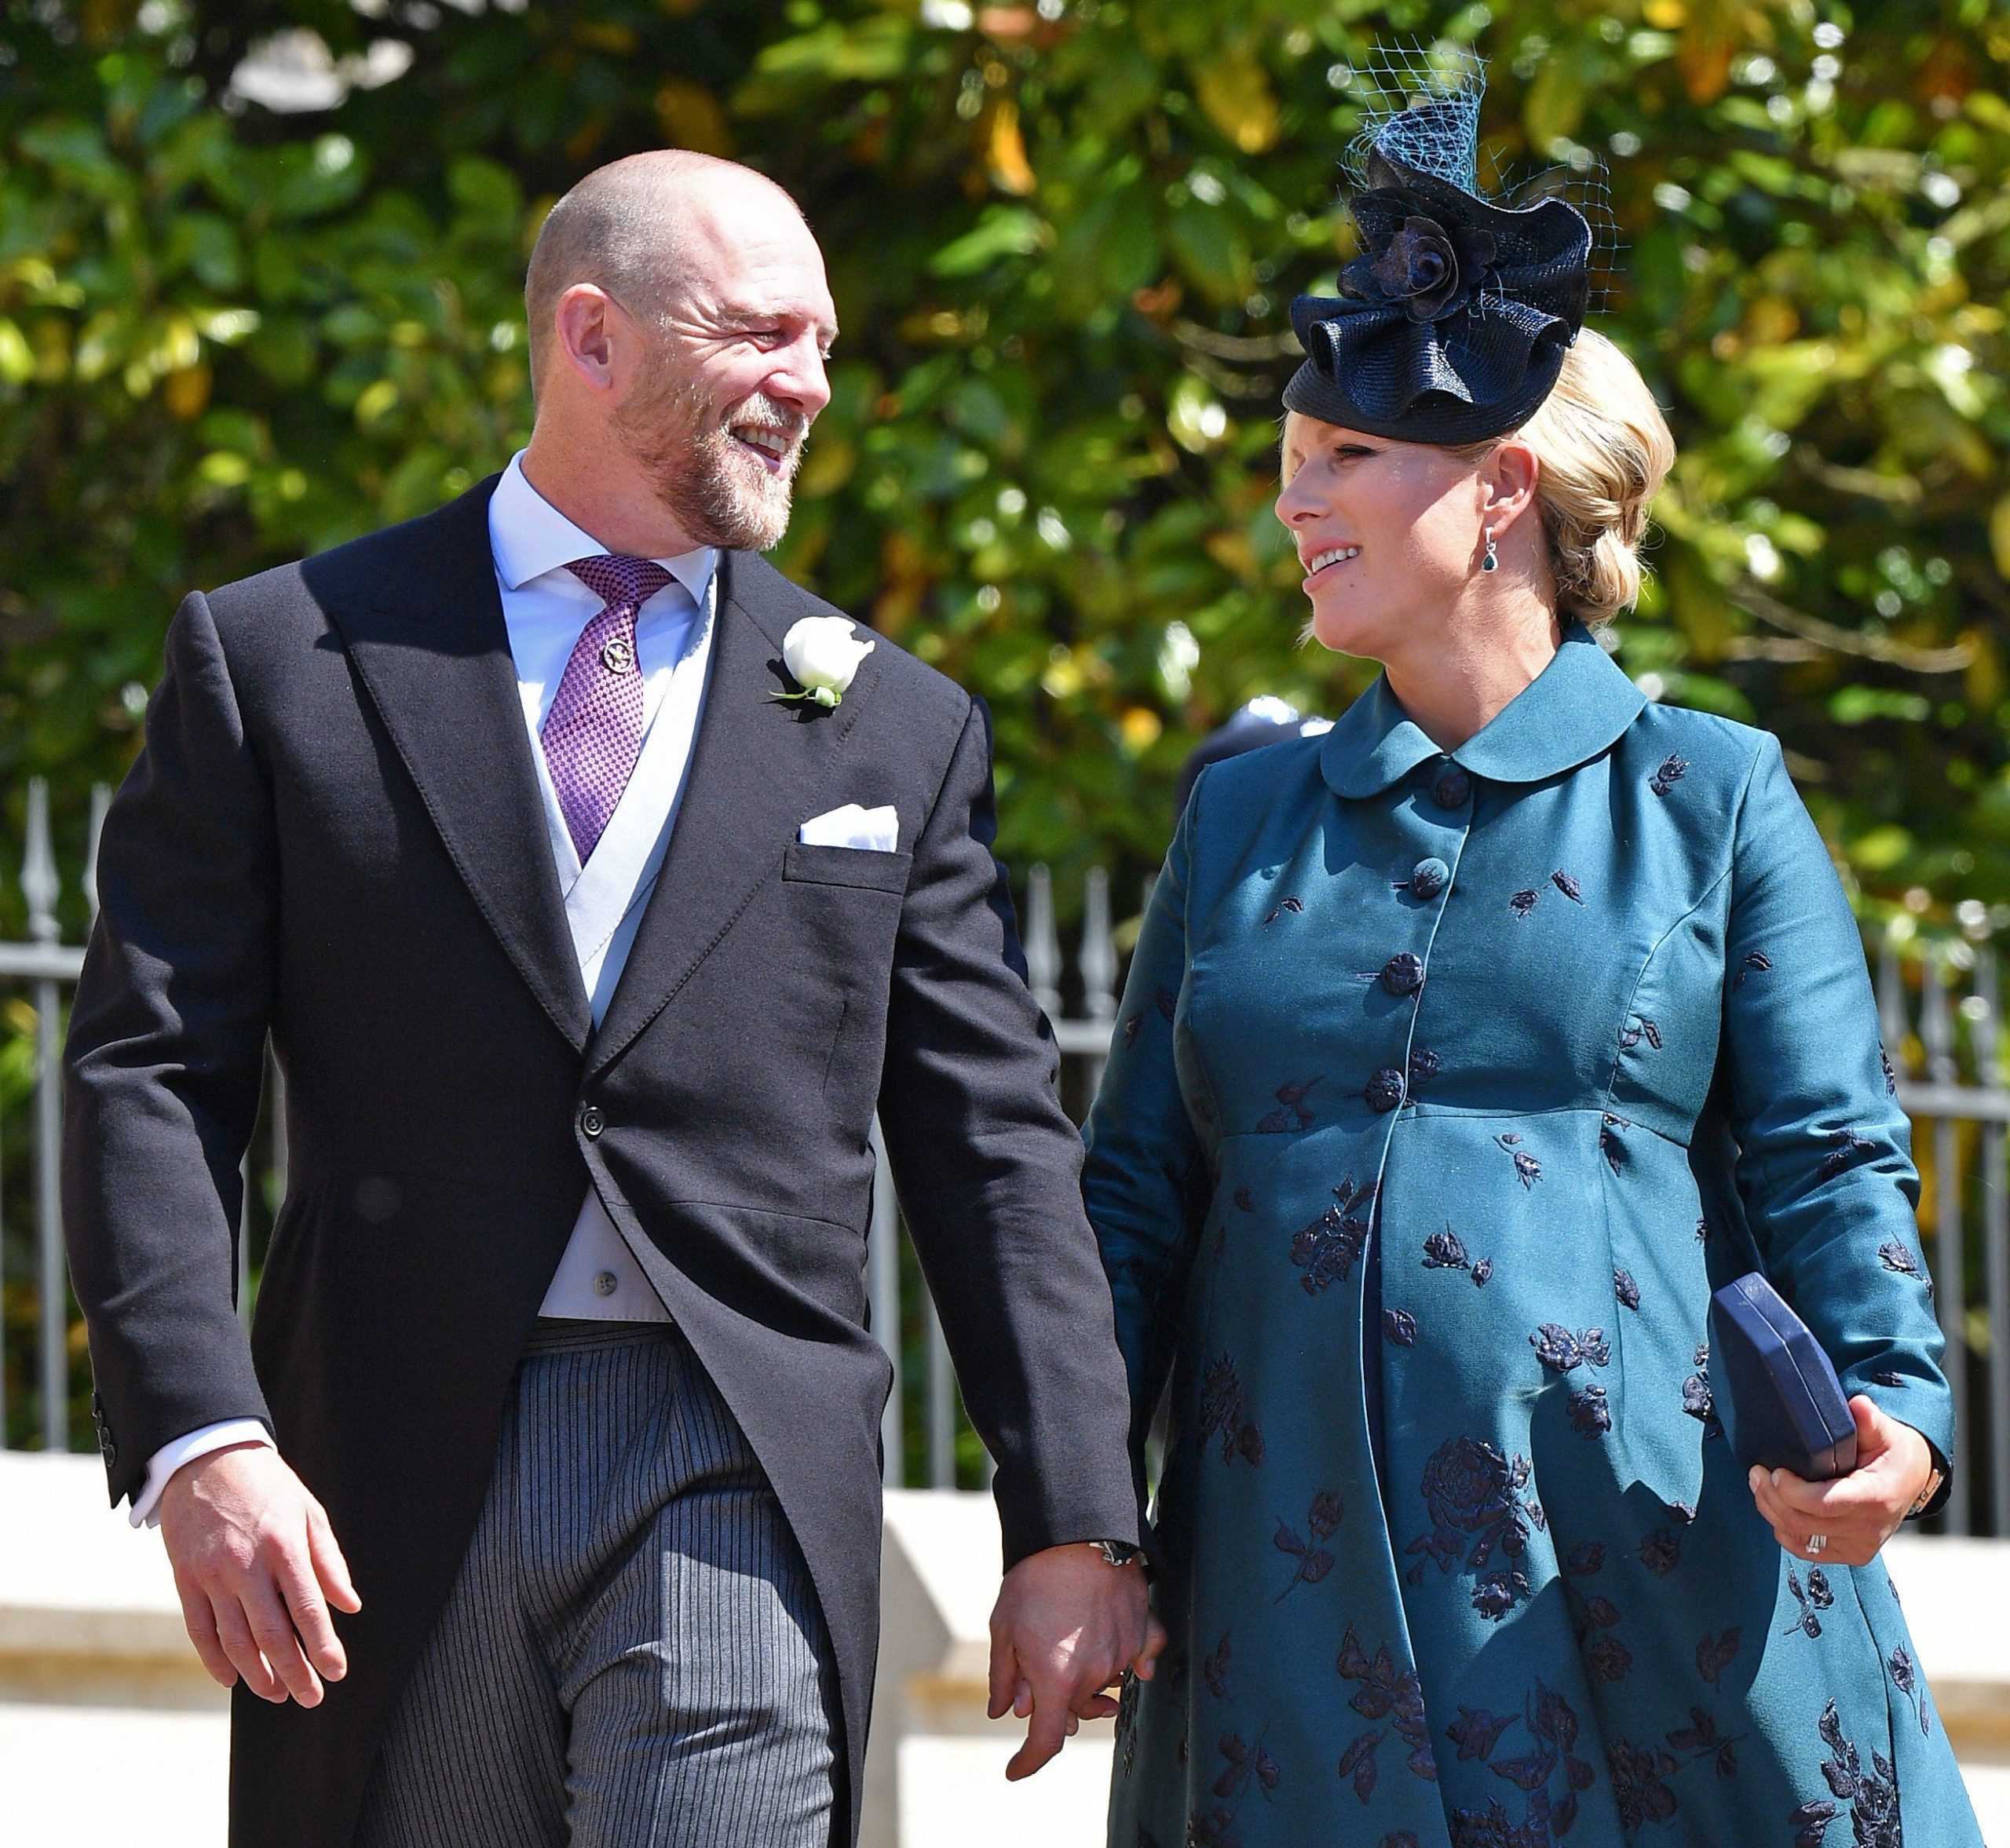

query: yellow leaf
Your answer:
[0,317,32,385]
[985,100,1036,195]
[1989,493,2010,579]
[1643,0,1687,24]
[163,364,211,421]
[1522,57,1585,152]
[1120,707,1164,751]
[1194,51,1280,155]
[655,78,733,157]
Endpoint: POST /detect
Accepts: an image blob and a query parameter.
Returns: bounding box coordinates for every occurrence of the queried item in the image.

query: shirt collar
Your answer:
[1319,624,1647,799]
[488,451,717,612]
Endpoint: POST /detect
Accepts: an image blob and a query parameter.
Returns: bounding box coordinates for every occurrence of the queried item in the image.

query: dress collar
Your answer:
[488,451,717,612]
[1319,624,1647,799]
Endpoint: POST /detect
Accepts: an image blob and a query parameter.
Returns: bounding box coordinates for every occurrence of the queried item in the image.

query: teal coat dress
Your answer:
[1086,629,1983,1848]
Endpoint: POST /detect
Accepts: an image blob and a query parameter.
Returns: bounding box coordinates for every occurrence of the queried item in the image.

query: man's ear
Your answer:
[551,284,623,394]
[1483,437,1542,538]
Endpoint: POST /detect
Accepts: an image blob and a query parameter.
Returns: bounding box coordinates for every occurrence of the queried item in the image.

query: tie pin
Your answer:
[600,637,636,675]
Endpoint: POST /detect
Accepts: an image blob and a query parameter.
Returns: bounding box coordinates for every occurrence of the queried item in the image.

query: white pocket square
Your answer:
[798,804,900,853]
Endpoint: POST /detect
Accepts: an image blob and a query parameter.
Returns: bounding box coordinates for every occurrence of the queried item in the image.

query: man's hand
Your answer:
[159,1442,361,1707]
[986,1543,1166,1781]
[1749,1396,1935,1569]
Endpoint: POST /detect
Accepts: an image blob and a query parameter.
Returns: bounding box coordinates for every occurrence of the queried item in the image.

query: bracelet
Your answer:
[1906,1466,1944,1520]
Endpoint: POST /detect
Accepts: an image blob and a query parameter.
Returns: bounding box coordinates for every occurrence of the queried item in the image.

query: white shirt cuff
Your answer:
[130,1419,274,1530]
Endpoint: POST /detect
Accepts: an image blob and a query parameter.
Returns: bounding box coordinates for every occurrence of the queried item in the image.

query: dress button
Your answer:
[1365,1067,1406,1112]
[594,1270,619,1298]
[579,1104,605,1138]
[1409,857,1449,899]
[1379,952,1425,996]
[1431,764,1471,809]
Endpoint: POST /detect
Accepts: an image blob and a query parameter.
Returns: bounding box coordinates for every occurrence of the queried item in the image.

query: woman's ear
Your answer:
[1482,438,1542,537]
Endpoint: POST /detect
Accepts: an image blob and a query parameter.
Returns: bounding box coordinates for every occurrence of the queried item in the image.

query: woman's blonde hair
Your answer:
[1462,328,1676,626]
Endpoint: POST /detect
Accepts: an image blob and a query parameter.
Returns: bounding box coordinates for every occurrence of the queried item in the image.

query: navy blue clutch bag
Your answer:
[1708,1272,1858,1481]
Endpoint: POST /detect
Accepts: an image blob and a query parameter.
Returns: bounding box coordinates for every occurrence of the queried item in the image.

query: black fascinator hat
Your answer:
[1284,53,1595,444]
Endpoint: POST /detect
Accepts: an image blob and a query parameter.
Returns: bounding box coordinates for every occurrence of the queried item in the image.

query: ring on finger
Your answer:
[1805,1532,1828,1557]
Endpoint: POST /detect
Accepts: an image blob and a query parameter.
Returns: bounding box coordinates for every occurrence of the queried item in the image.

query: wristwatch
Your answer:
[1092,1539,1144,1568]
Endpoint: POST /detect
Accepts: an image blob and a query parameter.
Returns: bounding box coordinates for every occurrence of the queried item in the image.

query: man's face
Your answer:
[612,202,838,553]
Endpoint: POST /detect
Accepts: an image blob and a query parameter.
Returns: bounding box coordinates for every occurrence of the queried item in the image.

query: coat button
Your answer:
[1409,856,1449,899]
[1365,1067,1406,1112]
[1431,764,1471,809]
[579,1104,605,1138]
[1380,952,1424,997]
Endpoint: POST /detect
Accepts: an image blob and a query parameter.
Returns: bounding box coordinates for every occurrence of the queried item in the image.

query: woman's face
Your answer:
[1275,411,1491,659]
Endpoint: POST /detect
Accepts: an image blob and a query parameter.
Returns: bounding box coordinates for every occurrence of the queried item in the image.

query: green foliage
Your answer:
[2,0,2008,955]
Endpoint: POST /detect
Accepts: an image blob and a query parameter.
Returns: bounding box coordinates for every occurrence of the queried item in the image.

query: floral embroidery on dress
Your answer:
[1614,1267,1642,1311]
[1567,1384,1612,1437]
[1260,896,1305,926]
[1202,1631,1231,1700]
[1880,1044,1899,1095]
[1783,1565,1834,1639]
[1871,1368,1907,1388]
[1274,1490,1343,1599]
[1233,1185,1255,1212]
[1639,1526,1682,1576]
[1562,1540,1632,1682]
[1384,1307,1419,1346]
[1423,1224,1493,1286]
[1697,1627,1741,1686]
[1551,869,1584,904]
[1405,1437,1544,1620]
[1735,949,1772,989]
[1336,1628,1435,1798]
[1683,1349,1721,1437]
[1529,1324,1613,1373]
[1443,1681,1597,1843]
[1600,1114,1630,1175]
[1255,1076,1323,1134]
[1213,1730,1281,1803]
[1617,1015,1663,1050]
[1889,1644,1929,1737]
[1199,1353,1265,1467]
[1818,1128,1877,1179]
[1789,1699,1900,1848]
[1497,1132,1541,1186]
[1292,1180,1373,1295]
[1878,1240,1931,1299]
[1649,752,1689,796]
[1509,887,1541,920]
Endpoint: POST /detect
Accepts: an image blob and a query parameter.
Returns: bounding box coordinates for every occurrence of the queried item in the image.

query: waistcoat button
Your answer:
[1380,952,1425,996]
[1409,856,1449,899]
[1365,1067,1406,1112]
[579,1104,605,1138]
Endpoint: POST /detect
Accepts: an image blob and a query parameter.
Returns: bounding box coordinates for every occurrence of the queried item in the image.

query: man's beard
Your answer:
[612,354,806,553]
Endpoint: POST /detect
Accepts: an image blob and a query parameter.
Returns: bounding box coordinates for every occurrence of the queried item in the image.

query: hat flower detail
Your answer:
[776,615,874,709]
[1351,210,1498,324]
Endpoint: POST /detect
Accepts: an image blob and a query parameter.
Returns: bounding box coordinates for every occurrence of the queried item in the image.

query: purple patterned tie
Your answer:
[540,553,674,861]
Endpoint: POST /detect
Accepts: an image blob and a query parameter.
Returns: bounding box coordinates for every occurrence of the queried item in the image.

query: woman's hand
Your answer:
[1748,1396,1935,1568]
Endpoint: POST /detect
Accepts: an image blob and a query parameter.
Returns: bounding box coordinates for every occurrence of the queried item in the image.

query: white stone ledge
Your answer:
[3,1460,2005,1846]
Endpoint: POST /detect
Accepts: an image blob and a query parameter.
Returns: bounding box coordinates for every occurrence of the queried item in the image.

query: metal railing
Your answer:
[3,794,2006,1534]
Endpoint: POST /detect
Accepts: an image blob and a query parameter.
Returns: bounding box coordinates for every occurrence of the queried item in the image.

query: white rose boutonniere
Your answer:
[775,615,875,710]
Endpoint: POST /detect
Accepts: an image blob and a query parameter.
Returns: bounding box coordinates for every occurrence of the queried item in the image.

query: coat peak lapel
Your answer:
[315,479,592,1053]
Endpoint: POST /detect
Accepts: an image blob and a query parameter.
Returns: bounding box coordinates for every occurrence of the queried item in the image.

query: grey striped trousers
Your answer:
[354,1320,840,1848]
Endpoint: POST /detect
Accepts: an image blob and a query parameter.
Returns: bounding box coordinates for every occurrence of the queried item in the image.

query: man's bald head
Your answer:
[523,152,807,394]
